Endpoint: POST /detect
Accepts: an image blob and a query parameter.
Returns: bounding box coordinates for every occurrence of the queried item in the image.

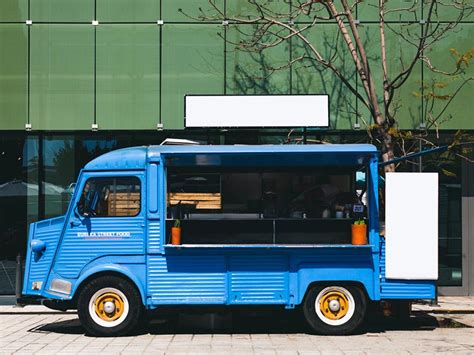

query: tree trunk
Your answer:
[376,124,395,172]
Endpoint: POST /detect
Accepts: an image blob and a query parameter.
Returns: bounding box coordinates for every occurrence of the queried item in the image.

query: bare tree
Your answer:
[181,0,473,171]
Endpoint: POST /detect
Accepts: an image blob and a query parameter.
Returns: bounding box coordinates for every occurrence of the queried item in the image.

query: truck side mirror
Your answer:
[74,202,85,218]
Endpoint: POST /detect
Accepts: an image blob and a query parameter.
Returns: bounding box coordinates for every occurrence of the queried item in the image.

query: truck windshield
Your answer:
[77,177,141,217]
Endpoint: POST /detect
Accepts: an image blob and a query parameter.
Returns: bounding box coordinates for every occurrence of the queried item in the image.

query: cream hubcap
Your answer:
[103,301,116,314]
[329,299,341,312]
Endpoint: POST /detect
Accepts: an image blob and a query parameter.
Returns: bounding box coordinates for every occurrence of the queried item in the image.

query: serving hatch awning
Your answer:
[150,144,378,168]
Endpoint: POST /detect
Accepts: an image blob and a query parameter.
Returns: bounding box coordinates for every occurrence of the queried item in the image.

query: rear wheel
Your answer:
[77,275,142,336]
[303,284,367,335]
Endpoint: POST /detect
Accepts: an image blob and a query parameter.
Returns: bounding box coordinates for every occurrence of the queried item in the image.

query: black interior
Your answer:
[166,166,364,245]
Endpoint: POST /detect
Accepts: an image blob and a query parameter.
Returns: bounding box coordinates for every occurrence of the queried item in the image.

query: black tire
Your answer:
[77,275,143,336]
[303,284,367,335]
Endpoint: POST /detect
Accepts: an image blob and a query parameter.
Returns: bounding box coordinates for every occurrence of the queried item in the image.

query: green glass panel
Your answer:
[423,0,473,22]
[422,24,474,129]
[291,1,338,23]
[356,24,422,129]
[226,24,290,95]
[292,25,357,129]
[97,0,159,22]
[96,25,159,130]
[358,0,421,22]
[0,0,28,22]
[162,0,224,22]
[30,25,93,130]
[31,0,94,22]
[0,25,27,129]
[162,25,224,129]
[227,0,291,20]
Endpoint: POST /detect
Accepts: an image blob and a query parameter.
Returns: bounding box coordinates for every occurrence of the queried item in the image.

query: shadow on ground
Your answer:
[29,306,472,337]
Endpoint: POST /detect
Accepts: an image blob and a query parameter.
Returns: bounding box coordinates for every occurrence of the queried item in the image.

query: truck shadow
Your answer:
[30,306,471,336]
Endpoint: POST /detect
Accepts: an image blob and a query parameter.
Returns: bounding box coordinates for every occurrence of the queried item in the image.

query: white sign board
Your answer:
[385,173,438,280]
[185,95,329,128]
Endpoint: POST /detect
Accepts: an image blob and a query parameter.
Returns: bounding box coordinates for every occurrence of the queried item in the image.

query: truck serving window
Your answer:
[166,168,365,245]
[78,177,141,217]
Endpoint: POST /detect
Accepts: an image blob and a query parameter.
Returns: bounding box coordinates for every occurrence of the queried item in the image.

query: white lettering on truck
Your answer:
[77,231,131,238]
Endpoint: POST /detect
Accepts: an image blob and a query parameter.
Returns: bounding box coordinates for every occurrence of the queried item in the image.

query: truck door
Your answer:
[54,172,146,279]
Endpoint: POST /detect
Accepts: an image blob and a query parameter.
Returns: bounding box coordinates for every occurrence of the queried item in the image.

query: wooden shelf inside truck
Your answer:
[168,192,221,209]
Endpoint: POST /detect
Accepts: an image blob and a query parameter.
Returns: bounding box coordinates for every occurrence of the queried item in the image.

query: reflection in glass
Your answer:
[43,136,75,219]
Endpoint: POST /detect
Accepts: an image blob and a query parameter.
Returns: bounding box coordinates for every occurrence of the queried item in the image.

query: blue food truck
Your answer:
[21,144,439,336]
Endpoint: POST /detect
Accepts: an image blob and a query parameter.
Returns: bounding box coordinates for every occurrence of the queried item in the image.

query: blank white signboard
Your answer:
[185,95,329,128]
[385,173,438,280]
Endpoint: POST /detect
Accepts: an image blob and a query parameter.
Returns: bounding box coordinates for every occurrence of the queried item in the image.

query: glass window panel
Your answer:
[0,25,27,129]
[78,177,141,217]
[422,24,474,130]
[357,0,421,22]
[162,25,224,129]
[0,135,34,295]
[292,24,356,129]
[0,137,28,261]
[356,24,421,129]
[43,136,76,219]
[291,1,333,24]
[30,25,94,130]
[227,0,291,20]
[78,137,118,168]
[97,0,159,23]
[0,0,28,22]
[162,0,224,22]
[31,0,94,22]
[422,143,463,287]
[423,0,473,22]
[25,136,39,227]
[226,24,290,95]
[97,25,159,130]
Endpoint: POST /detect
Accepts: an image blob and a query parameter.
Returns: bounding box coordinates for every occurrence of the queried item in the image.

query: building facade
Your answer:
[0,1,473,296]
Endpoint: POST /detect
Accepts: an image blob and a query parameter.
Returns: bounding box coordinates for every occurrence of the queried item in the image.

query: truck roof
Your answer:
[85,144,378,170]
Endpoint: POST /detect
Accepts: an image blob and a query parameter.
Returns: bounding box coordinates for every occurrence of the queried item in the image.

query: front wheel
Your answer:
[77,275,143,336]
[303,284,367,335]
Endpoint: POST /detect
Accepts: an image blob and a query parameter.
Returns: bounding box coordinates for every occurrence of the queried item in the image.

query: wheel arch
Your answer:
[72,265,146,307]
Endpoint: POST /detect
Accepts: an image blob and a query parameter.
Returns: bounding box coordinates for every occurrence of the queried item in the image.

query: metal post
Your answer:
[15,253,24,307]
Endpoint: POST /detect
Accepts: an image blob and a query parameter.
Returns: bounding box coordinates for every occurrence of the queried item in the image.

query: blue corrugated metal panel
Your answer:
[147,221,161,253]
[26,217,64,295]
[148,255,226,303]
[229,255,288,304]
[292,248,377,302]
[55,217,145,279]
[380,239,435,299]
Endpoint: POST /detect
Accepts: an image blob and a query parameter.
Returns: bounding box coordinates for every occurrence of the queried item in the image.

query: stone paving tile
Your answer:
[0,312,474,354]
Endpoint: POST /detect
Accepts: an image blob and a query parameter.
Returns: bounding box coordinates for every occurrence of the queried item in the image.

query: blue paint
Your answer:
[22,144,436,308]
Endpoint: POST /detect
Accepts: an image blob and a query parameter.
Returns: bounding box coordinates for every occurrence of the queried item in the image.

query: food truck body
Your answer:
[22,144,438,336]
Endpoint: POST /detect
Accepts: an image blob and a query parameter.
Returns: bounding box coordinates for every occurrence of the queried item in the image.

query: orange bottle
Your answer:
[171,227,181,245]
[351,223,367,245]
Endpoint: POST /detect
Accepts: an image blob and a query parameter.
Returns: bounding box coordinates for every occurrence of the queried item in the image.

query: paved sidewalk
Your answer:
[412,296,474,313]
[0,298,473,354]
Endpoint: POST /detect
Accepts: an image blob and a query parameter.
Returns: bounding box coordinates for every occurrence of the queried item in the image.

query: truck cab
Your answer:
[22,144,438,336]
